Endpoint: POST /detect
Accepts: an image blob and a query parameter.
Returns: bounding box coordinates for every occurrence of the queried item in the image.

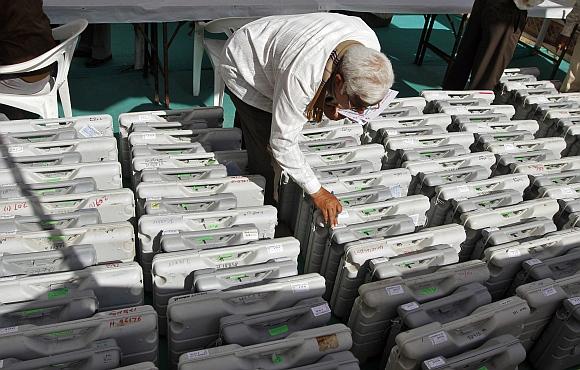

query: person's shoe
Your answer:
[85,55,112,68]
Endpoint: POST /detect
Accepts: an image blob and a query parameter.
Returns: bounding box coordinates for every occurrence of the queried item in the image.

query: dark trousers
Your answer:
[229,92,276,206]
[443,0,527,90]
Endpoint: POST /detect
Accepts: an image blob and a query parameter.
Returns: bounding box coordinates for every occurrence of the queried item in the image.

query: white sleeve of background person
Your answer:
[219,13,380,194]
[512,0,545,10]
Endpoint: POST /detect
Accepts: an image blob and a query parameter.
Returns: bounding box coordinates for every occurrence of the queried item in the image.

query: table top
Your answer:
[44,0,574,23]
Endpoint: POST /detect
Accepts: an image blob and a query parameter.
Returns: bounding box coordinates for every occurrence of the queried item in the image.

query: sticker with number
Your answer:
[186,350,209,360]
[386,285,404,296]
[428,331,448,346]
[424,356,446,369]
[400,301,420,311]
[311,303,331,317]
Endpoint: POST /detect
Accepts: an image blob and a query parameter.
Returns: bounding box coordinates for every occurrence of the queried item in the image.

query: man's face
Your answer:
[323,73,368,121]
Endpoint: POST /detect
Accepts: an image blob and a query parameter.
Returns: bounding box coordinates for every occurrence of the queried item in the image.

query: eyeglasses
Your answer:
[347,94,379,114]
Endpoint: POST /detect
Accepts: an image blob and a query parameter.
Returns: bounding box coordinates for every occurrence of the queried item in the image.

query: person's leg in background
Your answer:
[467,0,526,89]
[86,24,112,67]
[562,37,580,92]
[229,93,276,207]
[442,0,486,89]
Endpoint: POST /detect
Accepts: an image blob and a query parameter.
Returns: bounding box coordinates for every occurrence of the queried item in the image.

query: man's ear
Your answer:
[334,73,344,94]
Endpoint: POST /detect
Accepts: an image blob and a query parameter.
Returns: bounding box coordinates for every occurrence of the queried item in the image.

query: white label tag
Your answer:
[311,303,331,317]
[268,245,283,255]
[487,227,500,232]
[506,249,521,258]
[403,138,417,145]
[0,326,18,335]
[400,301,420,311]
[143,133,156,140]
[162,230,179,235]
[568,297,580,305]
[542,287,558,297]
[504,143,517,152]
[292,282,310,293]
[410,214,420,226]
[138,114,150,121]
[242,230,259,240]
[386,130,399,136]
[337,210,350,223]
[390,184,402,198]
[79,125,102,138]
[561,187,576,196]
[386,285,405,296]
[186,350,209,360]
[525,258,542,267]
[428,331,448,346]
[457,185,469,193]
[8,146,23,154]
[424,356,446,369]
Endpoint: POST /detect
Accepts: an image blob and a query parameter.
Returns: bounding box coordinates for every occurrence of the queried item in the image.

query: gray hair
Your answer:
[340,45,394,105]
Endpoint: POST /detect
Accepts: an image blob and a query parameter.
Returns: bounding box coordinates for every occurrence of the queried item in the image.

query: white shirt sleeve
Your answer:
[270,71,322,195]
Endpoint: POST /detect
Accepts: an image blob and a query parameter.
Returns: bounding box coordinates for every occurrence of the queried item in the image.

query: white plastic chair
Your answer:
[192,17,259,107]
[0,19,88,118]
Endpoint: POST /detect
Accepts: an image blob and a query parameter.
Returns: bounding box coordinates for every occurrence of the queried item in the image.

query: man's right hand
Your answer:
[311,187,343,227]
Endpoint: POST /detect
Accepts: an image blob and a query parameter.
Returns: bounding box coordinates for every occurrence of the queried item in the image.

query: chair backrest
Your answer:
[0,19,88,92]
[202,17,260,37]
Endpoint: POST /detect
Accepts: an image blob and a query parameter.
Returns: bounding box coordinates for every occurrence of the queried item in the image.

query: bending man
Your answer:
[219,13,394,226]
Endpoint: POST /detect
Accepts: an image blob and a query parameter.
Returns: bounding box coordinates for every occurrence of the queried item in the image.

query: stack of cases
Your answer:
[0,115,156,369]
[330,73,580,370]
[120,107,358,369]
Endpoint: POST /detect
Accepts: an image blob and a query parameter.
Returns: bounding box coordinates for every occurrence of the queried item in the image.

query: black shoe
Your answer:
[85,55,112,68]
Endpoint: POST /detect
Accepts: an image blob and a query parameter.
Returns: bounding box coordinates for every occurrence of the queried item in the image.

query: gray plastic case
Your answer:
[138,206,277,290]
[367,246,459,281]
[494,150,559,176]
[299,137,359,152]
[384,283,492,364]
[470,217,557,260]
[421,90,494,103]
[0,305,158,365]
[362,114,451,144]
[459,199,559,261]
[138,165,227,183]
[177,324,352,370]
[441,104,515,118]
[385,296,530,370]
[299,123,363,142]
[511,248,580,289]
[412,165,491,198]
[428,173,530,228]
[377,106,422,119]
[446,189,523,225]
[142,194,237,215]
[485,137,566,157]
[473,130,535,150]
[136,176,264,209]
[0,128,87,143]
[383,133,474,169]
[420,335,526,370]
[320,216,416,300]
[219,297,331,346]
[159,224,260,252]
[0,209,101,233]
[527,168,580,198]
[0,152,84,169]
[0,289,97,327]
[0,115,114,136]
[514,274,580,351]
[131,142,206,157]
[483,228,580,299]
[0,221,134,265]
[458,119,539,134]
[304,195,430,275]
[128,127,242,152]
[331,224,466,320]
[0,178,98,199]
[402,152,496,178]
[167,273,326,366]
[528,296,580,370]
[0,338,121,370]
[512,156,580,175]
[1,137,118,162]
[347,261,490,361]
[284,352,360,370]
[153,237,300,323]
[376,126,447,147]
[193,260,298,292]
[0,262,143,310]
[113,363,159,370]
[0,161,122,190]
[0,189,135,223]
[303,144,384,171]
